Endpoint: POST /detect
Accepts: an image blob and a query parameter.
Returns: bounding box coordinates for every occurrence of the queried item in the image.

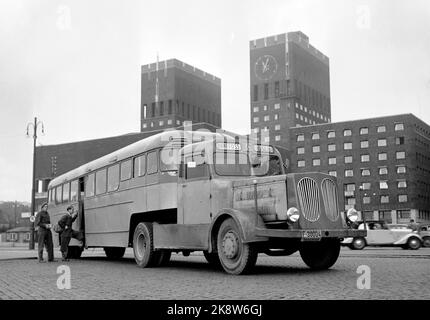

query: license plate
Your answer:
[302,230,322,241]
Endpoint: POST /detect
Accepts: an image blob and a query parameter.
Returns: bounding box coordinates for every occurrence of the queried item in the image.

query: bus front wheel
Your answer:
[299,239,340,270]
[104,247,126,260]
[133,222,160,268]
[216,218,258,275]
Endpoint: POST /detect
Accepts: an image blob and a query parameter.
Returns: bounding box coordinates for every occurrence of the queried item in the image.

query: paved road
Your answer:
[0,247,429,300]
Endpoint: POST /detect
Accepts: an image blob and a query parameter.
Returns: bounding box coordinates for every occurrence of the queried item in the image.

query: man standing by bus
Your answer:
[58,205,80,261]
[35,203,55,262]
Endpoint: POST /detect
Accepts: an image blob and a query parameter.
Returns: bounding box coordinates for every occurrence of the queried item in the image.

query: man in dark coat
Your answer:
[58,205,81,261]
[35,203,55,262]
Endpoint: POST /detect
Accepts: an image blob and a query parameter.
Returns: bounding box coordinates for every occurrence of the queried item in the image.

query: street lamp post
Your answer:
[26,117,44,250]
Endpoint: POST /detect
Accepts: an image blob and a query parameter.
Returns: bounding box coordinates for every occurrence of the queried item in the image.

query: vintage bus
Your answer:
[47,130,365,274]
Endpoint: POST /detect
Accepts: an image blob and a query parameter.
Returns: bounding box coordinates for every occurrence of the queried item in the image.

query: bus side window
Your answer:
[133,154,146,178]
[147,151,158,175]
[108,164,120,192]
[62,182,70,203]
[70,180,79,202]
[55,185,63,204]
[85,173,95,198]
[120,159,132,181]
[185,156,208,180]
[96,169,107,195]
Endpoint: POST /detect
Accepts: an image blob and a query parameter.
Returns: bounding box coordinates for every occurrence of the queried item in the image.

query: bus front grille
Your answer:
[321,178,339,221]
[297,177,320,222]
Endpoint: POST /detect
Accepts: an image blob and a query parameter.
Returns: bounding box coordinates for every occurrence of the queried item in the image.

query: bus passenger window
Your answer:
[62,182,70,203]
[50,188,56,203]
[56,185,63,204]
[96,169,107,195]
[147,151,158,175]
[133,155,146,177]
[85,173,95,198]
[160,148,179,172]
[120,159,132,181]
[70,180,79,202]
[108,164,120,192]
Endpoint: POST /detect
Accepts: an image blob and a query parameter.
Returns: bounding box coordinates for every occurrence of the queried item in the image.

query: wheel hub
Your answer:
[222,231,239,259]
[137,234,147,259]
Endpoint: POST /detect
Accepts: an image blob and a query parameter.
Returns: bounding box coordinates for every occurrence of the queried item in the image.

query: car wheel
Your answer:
[299,239,341,270]
[422,237,430,248]
[407,237,421,250]
[351,237,366,250]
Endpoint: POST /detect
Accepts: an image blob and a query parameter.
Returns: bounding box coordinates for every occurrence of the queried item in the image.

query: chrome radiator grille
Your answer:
[297,178,320,222]
[321,178,339,221]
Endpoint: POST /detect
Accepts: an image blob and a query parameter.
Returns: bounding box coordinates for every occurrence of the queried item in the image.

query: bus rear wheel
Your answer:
[216,218,258,275]
[299,239,340,270]
[104,247,126,260]
[133,222,160,268]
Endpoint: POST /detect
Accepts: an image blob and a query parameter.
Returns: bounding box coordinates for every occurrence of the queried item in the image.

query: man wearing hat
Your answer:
[58,205,80,261]
[35,202,55,262]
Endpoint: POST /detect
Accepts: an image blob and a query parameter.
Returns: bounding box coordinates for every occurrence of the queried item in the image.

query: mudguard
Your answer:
[393,233,422,245]
[208,208,268,252]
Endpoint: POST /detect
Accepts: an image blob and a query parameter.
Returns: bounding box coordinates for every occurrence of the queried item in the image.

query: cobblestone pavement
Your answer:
[0,248,429,300]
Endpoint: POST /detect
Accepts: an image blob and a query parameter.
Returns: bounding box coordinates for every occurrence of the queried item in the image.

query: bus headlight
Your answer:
[286,207,300,223]
[346,208,359,222]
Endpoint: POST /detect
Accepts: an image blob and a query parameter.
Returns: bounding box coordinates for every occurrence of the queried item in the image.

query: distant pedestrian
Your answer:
[35,203,55,262]
[58,205,81,261]
[408,219,419,232]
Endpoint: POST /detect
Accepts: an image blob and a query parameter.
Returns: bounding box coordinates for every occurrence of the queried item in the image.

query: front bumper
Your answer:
[255,228,366,239]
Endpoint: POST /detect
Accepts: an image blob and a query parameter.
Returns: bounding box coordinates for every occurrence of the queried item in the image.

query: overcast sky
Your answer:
[1,0,430,201]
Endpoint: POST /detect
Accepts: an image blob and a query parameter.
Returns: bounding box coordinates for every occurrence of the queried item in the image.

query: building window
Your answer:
[397,209,410,219]
[361,182,371,190]
[313,159,321,166]
[297,134,305,142]
[328,171,337,177]
[360,127,369,135]
[379,167,388,175]
[328,144,336,152]
[264,115,270,122]
[328,157,336,165]
[345,169,354,177]
[296,113,299,119]
[361,154,370,162]
[167,119,172,125]
[397,165,406,174]
[344,142,352,150]
[142,123,147,129]
[327,131,335,138]
[396,137,405,145]
[275,135,281,141]
[378,153,387,161]
[263,105,268,111]
[377,125,386,133]
[274,103,280,110]
[379,210,392,222]
[380,195,389,204]
[361,140,369,148]
[274,81,280,98]
[344,129,352,137]
[363,196,371,204]
[253,117,259,123]
[274,114,279,120]
[311,133,320,140]
[275,124,281,131]
[264,83,269,100]
[378,139,387,147]
[253,106,259,112]
[143,104,147,119]
[297,147,305,155]
[253,85,258,101]
[344,156,353,164]
[397,180,407,189]
[159,120,164,126]
[379,181,389,189]
[361,169,371,176]
[396,151,406,159]
[395,123,404,131]
[298,160,306,167]
[312,146,320,153]
[253,128,259,133]
[398,195,408,203]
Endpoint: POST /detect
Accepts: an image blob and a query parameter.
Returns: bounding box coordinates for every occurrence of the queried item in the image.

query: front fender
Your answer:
[208,208,268,252]
[393,233,423,245]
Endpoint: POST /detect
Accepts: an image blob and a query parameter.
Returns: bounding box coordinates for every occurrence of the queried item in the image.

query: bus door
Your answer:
[180,154,211,225]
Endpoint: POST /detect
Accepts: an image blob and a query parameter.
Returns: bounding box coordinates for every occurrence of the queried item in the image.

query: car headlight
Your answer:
[346,208,359,222]
[286,207,300,223]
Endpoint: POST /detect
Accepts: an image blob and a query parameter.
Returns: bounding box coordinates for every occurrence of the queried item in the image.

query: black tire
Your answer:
[422,237,430,248]
[67,246,83,259]
[216,218,258,275]
[132,222,161,268]
[154,250,171,267]
[299,239,341,270]
[407,237,421,250]
[104,247,126,260]
[203,251,222,268]
[350,237,366,250]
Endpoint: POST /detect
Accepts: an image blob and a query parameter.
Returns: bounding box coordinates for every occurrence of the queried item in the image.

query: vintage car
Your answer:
[418,224,430,247]
[342,220,422,250]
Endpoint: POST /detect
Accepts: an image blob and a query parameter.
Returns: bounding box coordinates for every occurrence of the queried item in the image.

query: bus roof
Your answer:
[48,130,234,188]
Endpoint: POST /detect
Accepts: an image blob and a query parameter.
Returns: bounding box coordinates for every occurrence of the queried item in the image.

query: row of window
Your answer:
[295,103,330,122]
[345,194,409,205]
[142,119,180,129]
[323,165,406,178]
[296,123,405,142]
[253,113,280,123]
[252,103,281,113]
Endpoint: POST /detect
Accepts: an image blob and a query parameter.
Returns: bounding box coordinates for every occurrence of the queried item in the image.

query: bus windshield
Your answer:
[251,154,283,176]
